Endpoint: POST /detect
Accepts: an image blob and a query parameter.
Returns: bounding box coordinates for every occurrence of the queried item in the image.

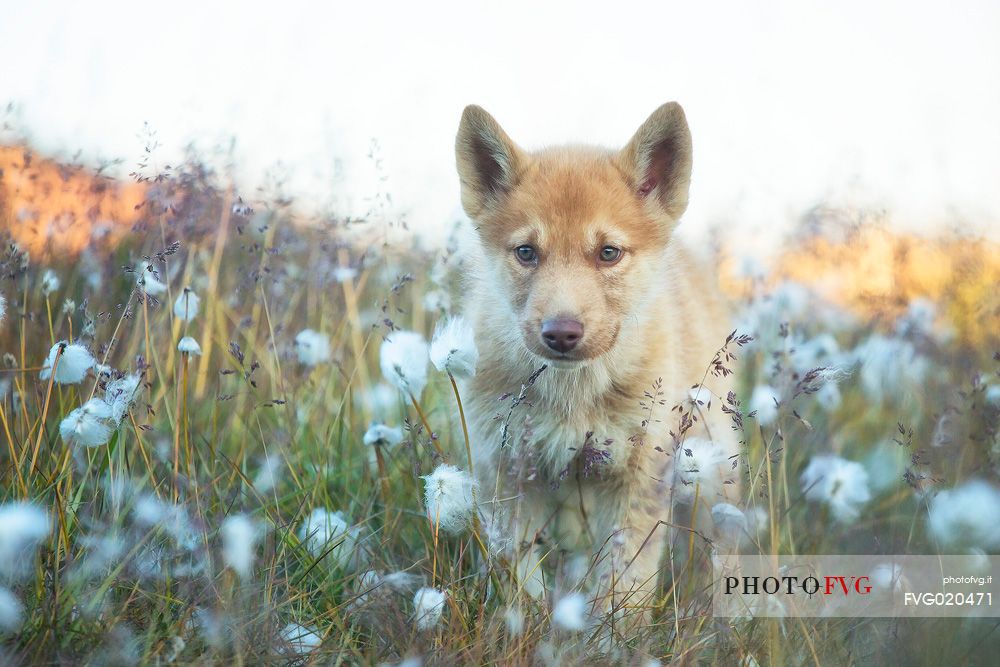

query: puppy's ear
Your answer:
[455,105,525,218]
[618,102,693,223]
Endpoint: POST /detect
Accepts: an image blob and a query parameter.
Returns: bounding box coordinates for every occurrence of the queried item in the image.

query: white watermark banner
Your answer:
[712,555,998,618]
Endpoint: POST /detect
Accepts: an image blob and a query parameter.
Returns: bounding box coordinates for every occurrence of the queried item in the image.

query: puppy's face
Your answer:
[456,104,693,365]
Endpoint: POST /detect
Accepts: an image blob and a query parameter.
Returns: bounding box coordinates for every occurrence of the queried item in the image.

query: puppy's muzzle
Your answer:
[541,317,584,353]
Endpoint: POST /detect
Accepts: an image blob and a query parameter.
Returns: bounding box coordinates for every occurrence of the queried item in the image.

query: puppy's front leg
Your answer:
[593,476,668,627]
[482,487,551,599]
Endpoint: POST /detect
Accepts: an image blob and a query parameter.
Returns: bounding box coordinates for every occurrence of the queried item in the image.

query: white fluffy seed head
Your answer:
[789,333,842,374]
[800,455,872,524]
[379,330,429,397]
[192,607,224,648]
[868,562,907,593]
[421,464,478,534]
[0,587,24,632]
[40,342,95,385]
[413,587,447,631]
[84,397,113,420]
[136,261,167,295]
[895,297,940,339]
[177,336,202,355]
[688,385,714,407]
[297,508,358,568]
[926,480,1000,550]
[429,316,478,378]
[749,384,780,426]
[294,329,331,366]
[280,622,322,654]
[363,422,404,448]
[221,514,262,578]
[815,380,842,412]
[253,454,282,493]
[75,531,126,579]
[40,269,60,296]
[748,506,770,534]
[332,266,358,283]
[853,334,928,404]
[358,569,381,588]
[105,372,144,424]
[173,289,201,322]
[423,288,451,313]
[674,437,732,503]
[552,593,588,632]
[0,502,51,582]
[350,569,384,608]
[59,398,115,447]
[349,569,422,610]
[133,495,167,525]
[231,200,254,217]
[132,495,199,552]
[503,606,525,636]
[711,502,749,546]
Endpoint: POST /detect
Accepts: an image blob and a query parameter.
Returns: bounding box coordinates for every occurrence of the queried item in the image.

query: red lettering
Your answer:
[824,575,849,595]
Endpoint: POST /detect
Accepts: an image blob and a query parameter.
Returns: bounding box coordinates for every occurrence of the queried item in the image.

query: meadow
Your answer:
[0,142,998,666]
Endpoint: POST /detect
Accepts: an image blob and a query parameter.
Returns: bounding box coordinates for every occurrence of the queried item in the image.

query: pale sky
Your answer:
[3,0,999,254]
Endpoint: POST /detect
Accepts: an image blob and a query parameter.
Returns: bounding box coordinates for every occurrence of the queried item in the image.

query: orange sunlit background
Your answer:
[3,143,997,347]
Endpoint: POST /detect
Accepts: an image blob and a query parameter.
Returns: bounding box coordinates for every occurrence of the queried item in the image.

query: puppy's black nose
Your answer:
[541,318,583,353]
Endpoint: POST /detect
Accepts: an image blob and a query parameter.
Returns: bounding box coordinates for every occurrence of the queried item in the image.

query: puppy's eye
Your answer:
[515,245,538,265]
[599,246,622,264]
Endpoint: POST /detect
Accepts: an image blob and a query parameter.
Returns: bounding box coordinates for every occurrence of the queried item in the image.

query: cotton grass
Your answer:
[0,503,51,582]
[173,288,201,321]
[926,480,1000,550]
[421,464,478,534]
[40,341,94,384]
[674,437,732,502]
[40,269,61,296]
[280,622,322,654]
[0,588,24,632]
[413,587,447,631]
[552,592,588,632]
[177,336,202,355]
[711,502,749,546]
[135,261,167,295]
[748,384,780,426]
[105,372,144,424]
[220,514,263,578]
[294,329,331,366]
[429,315,478,378]
[800,455,872,524]
[380,330,429,397]
[363,422,404,447]
[59,398,115,447]
[297,508,359,568]
[1,150,996,664]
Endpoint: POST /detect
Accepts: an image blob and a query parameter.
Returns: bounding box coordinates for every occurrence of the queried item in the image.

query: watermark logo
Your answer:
[713,555,997,618]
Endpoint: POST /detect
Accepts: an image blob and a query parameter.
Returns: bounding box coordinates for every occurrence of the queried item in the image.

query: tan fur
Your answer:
[455,104,737,611]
